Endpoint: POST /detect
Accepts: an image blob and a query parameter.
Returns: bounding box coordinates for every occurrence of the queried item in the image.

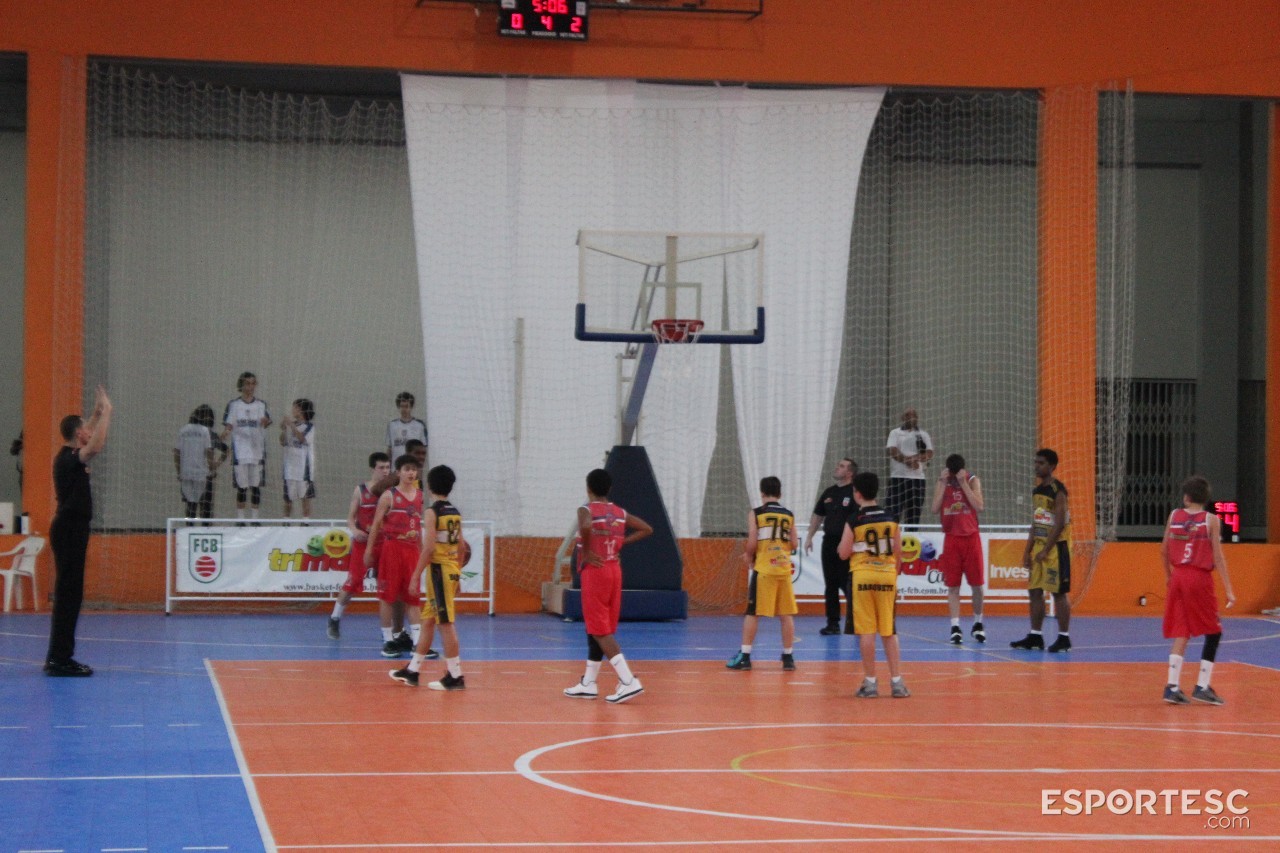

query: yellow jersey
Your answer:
[752,502,795,577]
[847,505,899,575]
[428,499,463,570]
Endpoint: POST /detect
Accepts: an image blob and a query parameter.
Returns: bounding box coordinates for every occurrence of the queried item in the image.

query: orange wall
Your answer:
[1081,542,1280,616]
[7,1,1280,95]
[5,534,1275,619]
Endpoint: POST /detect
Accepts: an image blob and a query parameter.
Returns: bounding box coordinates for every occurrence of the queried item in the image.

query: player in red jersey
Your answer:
[326,452,391,640]
[365,455,424,659]
[931,453,986,645]
[563,468,653,704]
[367,439,429,655]
[1161,475,1236,705]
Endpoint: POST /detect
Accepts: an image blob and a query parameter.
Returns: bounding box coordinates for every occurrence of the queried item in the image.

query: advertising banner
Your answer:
[791,525,1028,601]
[174,523,489,595]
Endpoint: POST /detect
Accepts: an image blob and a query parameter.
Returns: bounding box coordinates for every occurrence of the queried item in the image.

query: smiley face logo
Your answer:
[900,534,922,564]
[323,528,351,559]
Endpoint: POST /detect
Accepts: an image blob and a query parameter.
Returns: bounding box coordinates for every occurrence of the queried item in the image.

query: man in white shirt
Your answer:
[386,391,428,468]
[884,407,933,527]
[222,371,272,520]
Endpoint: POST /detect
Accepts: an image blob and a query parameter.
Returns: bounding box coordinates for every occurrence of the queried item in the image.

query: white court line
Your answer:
[272,837,1183,848]
[205,658,277,853]
[1236,659,1280,673]
[225,718,1280,735]
[514,722,1280,842]
[0,773,240,782]
[243,766,1280,779]
[10,764,1276,784]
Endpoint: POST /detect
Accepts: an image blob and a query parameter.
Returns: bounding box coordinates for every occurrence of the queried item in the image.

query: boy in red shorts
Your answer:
[1162,475,1236,705]
[327,452,390,640]
[931,453,986,645]
[563,469,653,704]
[365,455,424,658]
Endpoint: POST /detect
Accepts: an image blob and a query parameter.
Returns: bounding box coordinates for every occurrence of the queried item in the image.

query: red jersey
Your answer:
[381,487,423,541]
[1166,508,1214,571]
[353,483,378,533]
[579,500,627,568]
[939,473,980,537]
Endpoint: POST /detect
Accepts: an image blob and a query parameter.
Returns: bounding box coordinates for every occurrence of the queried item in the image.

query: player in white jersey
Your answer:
[174,404,226,520]
[280,398,316,519]
[221,371,272,520]
[386,391,428,468]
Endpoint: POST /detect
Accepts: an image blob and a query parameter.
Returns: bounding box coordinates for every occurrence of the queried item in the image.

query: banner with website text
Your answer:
[168,521,492,606]
[793,525,1028,600]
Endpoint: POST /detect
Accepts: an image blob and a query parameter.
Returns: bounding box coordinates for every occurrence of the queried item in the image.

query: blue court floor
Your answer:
[2,610,1278,852]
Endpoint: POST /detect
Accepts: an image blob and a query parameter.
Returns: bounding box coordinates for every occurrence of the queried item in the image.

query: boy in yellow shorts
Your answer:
[727,477,799,671]
[838,471,910,698]
[390,465,466,690]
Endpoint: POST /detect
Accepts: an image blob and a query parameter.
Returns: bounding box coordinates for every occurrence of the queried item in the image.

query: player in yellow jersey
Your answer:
[390,465,466,690]
[838,472,910,698]
[1011,448,1073,653]
[727,477,799,671]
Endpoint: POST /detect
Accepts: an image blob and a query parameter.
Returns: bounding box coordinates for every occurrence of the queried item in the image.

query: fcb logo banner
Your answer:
[175,525,360,594]
[172,523,491,595]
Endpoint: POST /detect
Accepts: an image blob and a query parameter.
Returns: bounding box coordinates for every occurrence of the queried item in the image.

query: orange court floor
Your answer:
[2,612,1279,851]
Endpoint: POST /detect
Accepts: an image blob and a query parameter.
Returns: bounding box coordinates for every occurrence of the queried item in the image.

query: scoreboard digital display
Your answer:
[1213,500,1241,542]
[500,0,589,40]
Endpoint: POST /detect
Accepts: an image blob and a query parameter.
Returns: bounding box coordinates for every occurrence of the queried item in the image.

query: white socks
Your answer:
[1197,659,1214,690]
[610,653,635,684]
[1167,654,1183,685]
[583,660,603,685]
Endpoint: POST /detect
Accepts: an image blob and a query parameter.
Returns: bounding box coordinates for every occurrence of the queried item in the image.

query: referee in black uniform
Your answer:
[45,386,112,677]
[804,457,857,635]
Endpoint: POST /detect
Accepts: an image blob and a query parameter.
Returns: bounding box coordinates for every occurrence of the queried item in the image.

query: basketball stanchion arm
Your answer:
[620,342,659,446]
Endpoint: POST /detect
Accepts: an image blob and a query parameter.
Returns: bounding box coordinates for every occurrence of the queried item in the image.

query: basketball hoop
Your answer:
[650,318,705,344]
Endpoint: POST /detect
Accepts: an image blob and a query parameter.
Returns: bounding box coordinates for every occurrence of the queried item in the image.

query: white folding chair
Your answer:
[0,536,44,612]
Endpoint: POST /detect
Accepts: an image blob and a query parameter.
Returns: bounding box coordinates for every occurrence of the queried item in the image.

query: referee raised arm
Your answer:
[45,385,112,677]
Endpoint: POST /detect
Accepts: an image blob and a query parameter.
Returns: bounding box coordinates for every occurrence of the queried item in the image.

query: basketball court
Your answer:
[3,612,1278,851]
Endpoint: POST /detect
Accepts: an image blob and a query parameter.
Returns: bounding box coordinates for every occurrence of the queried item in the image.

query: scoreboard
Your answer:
[500,0,589,40]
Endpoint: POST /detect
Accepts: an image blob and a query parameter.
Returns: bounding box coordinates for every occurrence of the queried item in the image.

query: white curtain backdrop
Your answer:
[722,88,884,516]
[402,75,883,535]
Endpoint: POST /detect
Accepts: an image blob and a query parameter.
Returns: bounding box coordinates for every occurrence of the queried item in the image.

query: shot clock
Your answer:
[499,0,589,40]
[1212,500,1241,542]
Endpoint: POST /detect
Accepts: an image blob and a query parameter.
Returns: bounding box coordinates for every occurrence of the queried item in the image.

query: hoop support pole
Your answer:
[620,341,658,446]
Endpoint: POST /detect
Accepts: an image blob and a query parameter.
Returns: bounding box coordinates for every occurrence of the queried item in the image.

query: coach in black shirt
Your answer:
[804,457,857,635]
[45,386,113,677]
